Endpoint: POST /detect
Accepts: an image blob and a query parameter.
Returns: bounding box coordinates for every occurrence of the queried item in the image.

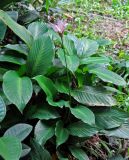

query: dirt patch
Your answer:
[89,13,129,40]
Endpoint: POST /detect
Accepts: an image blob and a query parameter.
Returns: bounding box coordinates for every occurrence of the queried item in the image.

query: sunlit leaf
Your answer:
[5,44,28,55]
[0,10,33,47]
[88,67,126,86]
[4,123,32,141]
[55,121,69,147]
[71,86,116,106]
[68,121,98,137]
[0,96,6,122]
[70,105,95,125]
[69,146,89,160]
[3,71,33,112]
[0,136,22,160]
[35,120,55,145]
[28,21,48,39]
[30,139,52,160]
[27,35,54,77]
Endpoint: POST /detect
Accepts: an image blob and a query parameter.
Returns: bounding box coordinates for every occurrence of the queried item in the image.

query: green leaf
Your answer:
[108,155,125,160]
[6,11,18,22]
[68,121,98,137]
[80,56,110,65]
[5,44,28,55]
[4,123,32,141]
[95,108,129,129]
[75,38,99,58]
[55,121,69,147]
[30,105,60,120]
[27,35,54,77]
[33,75,57,98]
[47,97,70,108]
[96,38,111,46]
[70,105,95,125]
[104,86,124,94]
[28,22,48,39]
[63,35,77,55]
[55,82,69,95]
[34,76,69,108]
[0,55,25,65]
[0,136,22,160]
[0,96,6,122]
[57,48,79,72]
[0,10,33,48]
[69,146,89,160]
[48,28,61,44]
[45,0,53,13]
[88,67,126,86]
[71,86,116,107]
[21,144,31,158]
[35,120,55,145]
[30,139,52,160]
[106,124,129,139]
[126,60,129,68]
[0,20,7,41]
[3,71,33,112]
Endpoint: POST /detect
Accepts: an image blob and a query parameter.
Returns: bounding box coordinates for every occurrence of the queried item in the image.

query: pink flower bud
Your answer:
[50,20,67,34]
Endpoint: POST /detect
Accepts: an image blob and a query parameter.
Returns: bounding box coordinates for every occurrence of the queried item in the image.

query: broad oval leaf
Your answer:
[30,139,52,160]
[33,75,57,98]
[5,44,28,55]
[30,105,60,120]
[0,20,6,41]
[3,71,33,112]
[95,108,129,129]
[28,22,48,39]
[6,11,18,22]
[69,146,89,160]
[80,56,110,65]
[21,144,31,158]
[4,123,32,141]
[57,48,79,72]
[0,10,33,48]
[0,55,25,65]
[75,38,99,58]
[96,38,111,46]
[27,35,54,77]
[0,96,6,122]
[0,136,22,160]
[63,35,77,55]
[71,86,116,107]
[68,121,98,137]
[34,76,69,108]
[70,105,95,125]
[88,67,126,86]
[108,155,125,160]
[106,124,129,139]
[35,120,55,145]
[55,121,69,147]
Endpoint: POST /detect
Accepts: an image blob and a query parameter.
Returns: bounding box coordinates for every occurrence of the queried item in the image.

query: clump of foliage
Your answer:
[0,9,129,160]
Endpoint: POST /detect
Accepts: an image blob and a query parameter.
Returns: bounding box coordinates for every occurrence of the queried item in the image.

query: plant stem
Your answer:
[61,36,71,123]
[61,36,71,105]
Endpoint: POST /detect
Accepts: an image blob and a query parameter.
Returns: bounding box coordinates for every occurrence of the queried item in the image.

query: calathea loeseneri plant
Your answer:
[0,10,128,160]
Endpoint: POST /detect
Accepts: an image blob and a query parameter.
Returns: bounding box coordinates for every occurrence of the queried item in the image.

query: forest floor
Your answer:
[53,0,129,58]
